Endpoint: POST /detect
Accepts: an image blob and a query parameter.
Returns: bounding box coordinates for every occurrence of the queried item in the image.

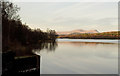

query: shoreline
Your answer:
[57,38,120,40]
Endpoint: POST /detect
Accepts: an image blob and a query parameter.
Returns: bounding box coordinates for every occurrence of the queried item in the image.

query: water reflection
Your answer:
[39,39,118,74]
[32,41,58,54]
[2,41,58,76]
[58,42,118,59]
[58,42,116,47]
[2,39,118,74]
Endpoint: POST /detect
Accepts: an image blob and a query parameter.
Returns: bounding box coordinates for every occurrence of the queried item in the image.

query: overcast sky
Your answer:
[14,2,118,32]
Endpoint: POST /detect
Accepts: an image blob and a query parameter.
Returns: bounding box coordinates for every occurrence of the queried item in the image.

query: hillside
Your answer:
[57,29,99,35]
[58,31,120,39]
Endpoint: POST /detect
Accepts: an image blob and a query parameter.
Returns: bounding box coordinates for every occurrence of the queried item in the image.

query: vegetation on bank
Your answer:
[58,31,120,39]
[1,1,57,52]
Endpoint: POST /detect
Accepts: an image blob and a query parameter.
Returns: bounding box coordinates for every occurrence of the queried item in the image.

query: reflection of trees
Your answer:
[13,41,58,57]
[58,42,116,47]
[32,41,58,54]
[44,41,58,51]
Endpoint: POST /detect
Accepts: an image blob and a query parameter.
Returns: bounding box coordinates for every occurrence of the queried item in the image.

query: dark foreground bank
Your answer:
[2,51,40,76]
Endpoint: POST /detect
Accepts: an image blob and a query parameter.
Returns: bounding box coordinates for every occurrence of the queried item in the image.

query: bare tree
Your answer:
[1,1,20,21]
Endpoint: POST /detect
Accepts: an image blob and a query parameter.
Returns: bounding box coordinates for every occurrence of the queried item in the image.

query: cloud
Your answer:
[95,18,118,26]
[16,2,118,32]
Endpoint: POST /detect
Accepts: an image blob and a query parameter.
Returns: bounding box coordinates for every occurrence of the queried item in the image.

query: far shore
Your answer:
[57,38,120,40]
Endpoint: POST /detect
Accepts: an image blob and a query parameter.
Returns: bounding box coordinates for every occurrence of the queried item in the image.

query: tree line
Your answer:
[1,1,57,51]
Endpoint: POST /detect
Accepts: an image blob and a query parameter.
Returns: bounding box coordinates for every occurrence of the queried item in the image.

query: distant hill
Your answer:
[57,29,99,35]
[58,31,120,39]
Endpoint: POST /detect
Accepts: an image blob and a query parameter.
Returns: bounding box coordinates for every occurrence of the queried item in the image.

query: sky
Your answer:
[13,2,118,32]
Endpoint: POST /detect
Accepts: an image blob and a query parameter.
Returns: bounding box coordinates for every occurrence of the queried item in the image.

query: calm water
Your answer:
[34,39,118,74]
